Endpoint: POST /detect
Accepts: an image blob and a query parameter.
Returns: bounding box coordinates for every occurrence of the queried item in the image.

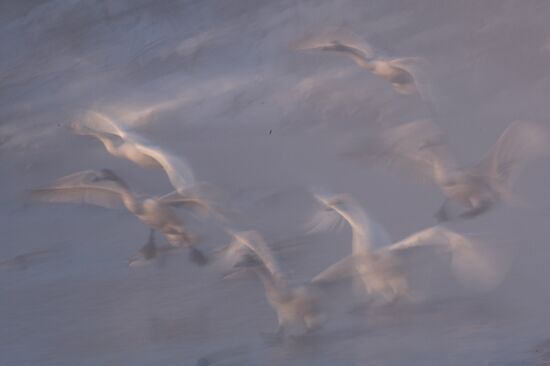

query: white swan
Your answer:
[309,192,499,306]
[296,33,425,96]
[221,230,323,338]
[356,119,549,221]
[72,111,195,194]
[30,169,211,266]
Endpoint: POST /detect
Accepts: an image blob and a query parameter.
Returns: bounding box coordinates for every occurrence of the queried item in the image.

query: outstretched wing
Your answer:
[29,170,127,209]
[159,185,226,222]
[473,121,549,200]
[305,206,345,234]
[306,190,346,234]
[307,41,373,67]
[361,120,457,186]
[385,226,502,291]
[294,28,374,66]
[76,111,128,138]
[311,255,355,286]
[130,135,196,194]
[223,230,282,279]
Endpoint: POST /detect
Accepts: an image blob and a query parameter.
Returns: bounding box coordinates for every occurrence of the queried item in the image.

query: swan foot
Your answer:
[189,247,208,266]
[435,204,451,222]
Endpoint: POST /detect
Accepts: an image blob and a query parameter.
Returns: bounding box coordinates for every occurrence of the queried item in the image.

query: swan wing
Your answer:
[130,137,196,193]
[159,186,226,222]
[311,255,355,285]
[385,226,502,291]
[308,41,373,67]
[383,226,450,252]
[473,121,549,199]
[294,28,374,65]
[160,190,209,210]
[356,120,457,186]
[221,230,283,279]
[29,170,127,209]
[77,111,128,138]
[305,206,344,234]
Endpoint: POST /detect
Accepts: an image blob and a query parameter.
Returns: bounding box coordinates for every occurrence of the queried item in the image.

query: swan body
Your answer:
[222,230,323,337]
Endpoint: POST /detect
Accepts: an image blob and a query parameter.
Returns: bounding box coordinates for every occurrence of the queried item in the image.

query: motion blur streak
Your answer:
[2,1,550,365]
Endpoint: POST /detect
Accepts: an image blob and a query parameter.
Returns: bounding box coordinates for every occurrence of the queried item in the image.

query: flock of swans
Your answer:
[26,30,549,341]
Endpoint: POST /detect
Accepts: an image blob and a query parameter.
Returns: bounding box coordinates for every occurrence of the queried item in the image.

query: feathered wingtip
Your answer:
[220,229,284,279]
[446,232,506,292]
[305,207,344,234]
[160,182,230,223]
[473,121,550,206]
[26,170,128,209]
[305,188,346,234]
[77,110,127,137]
[291,27,375,58]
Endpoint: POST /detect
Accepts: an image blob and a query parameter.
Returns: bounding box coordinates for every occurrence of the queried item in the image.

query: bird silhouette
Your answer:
[349,119,549,221]
[221,230,324,338]
[30,169,211,266]
[309,192,500,306]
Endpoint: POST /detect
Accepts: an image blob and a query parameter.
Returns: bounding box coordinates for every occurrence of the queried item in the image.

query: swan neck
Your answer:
[349,54,371,68]
[120,190,141,214]
[93,133,119,156]
[337,204,374,254]
[352,228,370,255]
[255,266,287,302]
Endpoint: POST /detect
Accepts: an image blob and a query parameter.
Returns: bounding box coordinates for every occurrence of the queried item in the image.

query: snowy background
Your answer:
[2,1,550,365]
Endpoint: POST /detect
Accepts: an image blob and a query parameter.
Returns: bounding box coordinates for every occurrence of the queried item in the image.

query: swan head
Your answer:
[314,192,351,212]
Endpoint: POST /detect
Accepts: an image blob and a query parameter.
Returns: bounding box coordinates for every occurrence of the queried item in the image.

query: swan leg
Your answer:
[435,199,452,222]
[275,323,285,339]
[189,247,208,266]
[261,318,286,343]
[140,229,157,260]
